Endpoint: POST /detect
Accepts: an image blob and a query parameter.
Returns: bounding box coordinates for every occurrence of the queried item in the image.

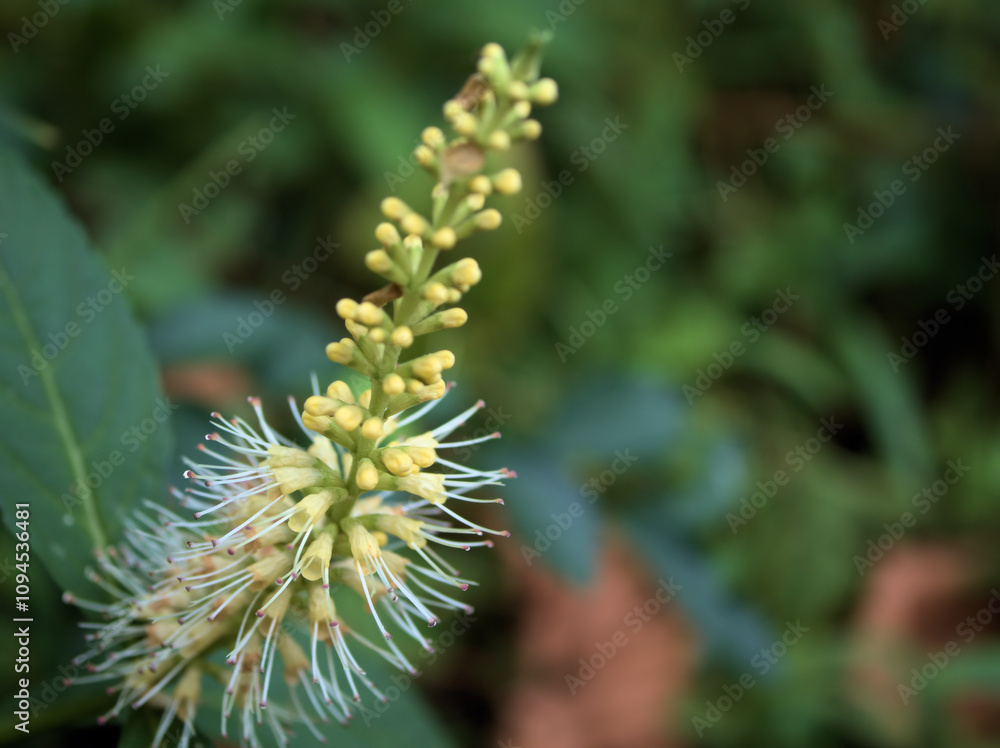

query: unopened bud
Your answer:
[375,222,401,247]
[493,168,522,195]
[476,209,502,231]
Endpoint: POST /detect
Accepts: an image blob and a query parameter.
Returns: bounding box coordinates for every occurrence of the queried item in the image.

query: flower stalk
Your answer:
[65,34,557,748]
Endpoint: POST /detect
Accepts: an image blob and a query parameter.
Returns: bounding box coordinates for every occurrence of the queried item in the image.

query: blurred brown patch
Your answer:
[162,364,254,411]
[847,542,1000,743]
[495,536,696,748]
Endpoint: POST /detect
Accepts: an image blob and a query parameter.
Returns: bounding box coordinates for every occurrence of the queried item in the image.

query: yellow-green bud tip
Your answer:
[381,196,409,220]
[441,308,468,329]
[431,227,457,250]
[365,249,393,274]
[487,131,511,152]
[335,298,359,320]
[400,213,428,236]
[476,209,502,231]
[494,168,522,195]
[531,78,559,105]
[391,326,414,348]
[421,126,445,148]
[375,222,400,247]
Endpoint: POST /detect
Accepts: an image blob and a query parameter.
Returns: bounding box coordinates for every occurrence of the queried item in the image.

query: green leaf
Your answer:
[0,148,172,595]
[623,517,773,668]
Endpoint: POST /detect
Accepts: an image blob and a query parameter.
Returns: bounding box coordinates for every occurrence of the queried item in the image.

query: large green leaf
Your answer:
[0,148,172,595]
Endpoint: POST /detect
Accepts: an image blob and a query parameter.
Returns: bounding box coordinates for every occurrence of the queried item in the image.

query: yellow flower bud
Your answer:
[531,78,559,105]
[443,99,464,120]
[374,222,400,247]
[512,100,531,118]
[407,446,436,468]
[468,175,493,195]
[481,42,504,60]
[304,395,338,417]
[358,389,372,409]
[390,326,414,348]
[356,301,384,328]
[435,350,456,369]
[413,356,443,382]
[453,258,482,287]
[476,209,502,231]
[335,298,359,320]
[465,192,486,212]
[507,81,529,100]
[361,417,383,441]
[493,168,522,195]
[414,144,435,167]
[382,448,414,477]
[423,281,449,304]
[356,458,379,490]
[381,196,409,220]
[368,328,386,344]
[400,212,428,236]
[431,227,456,249]
[334,405,364,432]
[383,374,405,395]
[521,119,542,140]
[452,112,478,137]
[421,126,445,147]
[418,380,447,402]
[326,380,354,403]
[487,130,511,151]
[325,341,353,365]
[441,308,468,328]
[365,249,394,276]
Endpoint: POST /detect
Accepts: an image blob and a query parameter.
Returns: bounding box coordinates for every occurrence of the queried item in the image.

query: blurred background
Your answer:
[2,0,1000,746]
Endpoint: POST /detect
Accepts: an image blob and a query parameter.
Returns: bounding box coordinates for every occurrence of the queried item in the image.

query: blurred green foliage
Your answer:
[2,0,1000,746]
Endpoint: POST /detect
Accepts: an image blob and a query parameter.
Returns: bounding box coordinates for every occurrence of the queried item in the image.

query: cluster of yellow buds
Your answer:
[65,35,556,748]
